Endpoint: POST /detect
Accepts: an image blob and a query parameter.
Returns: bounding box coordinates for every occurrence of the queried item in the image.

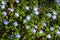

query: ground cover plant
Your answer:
[0,0,60,40]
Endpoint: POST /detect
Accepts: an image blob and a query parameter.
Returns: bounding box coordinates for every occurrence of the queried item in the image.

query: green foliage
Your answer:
[0,0,60,40]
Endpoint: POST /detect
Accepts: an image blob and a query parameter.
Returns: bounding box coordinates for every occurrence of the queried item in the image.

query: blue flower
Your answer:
[31,28,36,33]
[2,19,9,25]
[2,11,7,16]
[53,10,57,15]
[13,21,18,27]
[15,12,19,17]
[52,15,57,20]
[16,34,21,39]
[16,0,20,3]
[47,13,52,18]
[23,19,27,23]
[54,0,60,6]
[56,30,60,35]
[26,15,31,20]
[26,25,30,29]
[39,30,44,34]
[1,5,5,9]
[33,11,39,15]
[2,0,6,5]
[9,8,14,12]
[46,34,51,39]
[50,26,55,31]
[25,6,29,10]
[42,22,47,27]
[34,6,38,11]
[34,25,38,29]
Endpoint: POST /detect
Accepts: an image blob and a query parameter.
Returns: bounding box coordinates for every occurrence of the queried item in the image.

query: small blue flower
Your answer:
[2,19,9,25]
[34,25,38,29]
[33,11,39,15]
[15,12,19,17]
[39,30,44,34]
[16,34,21,39]
[1,5,5,9]
[56,30,60,35]
[46,34,51,39]
[50,26,55,31]
[10,8,14,12]
[2,0,6,5]
[26,15,31,20]
[52,15,57,20]
[42,22,47,27]
[25,6,29,10]
[34,6,38,11]
[26,25,30,29]
[47,13,52,18]
[23,19,27,23]
[16,0,20,3]
[53,10,57,15]
[54,0,60,6]
[2,11,7,16]
[31,28,36,33]
[13,21,18,27]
